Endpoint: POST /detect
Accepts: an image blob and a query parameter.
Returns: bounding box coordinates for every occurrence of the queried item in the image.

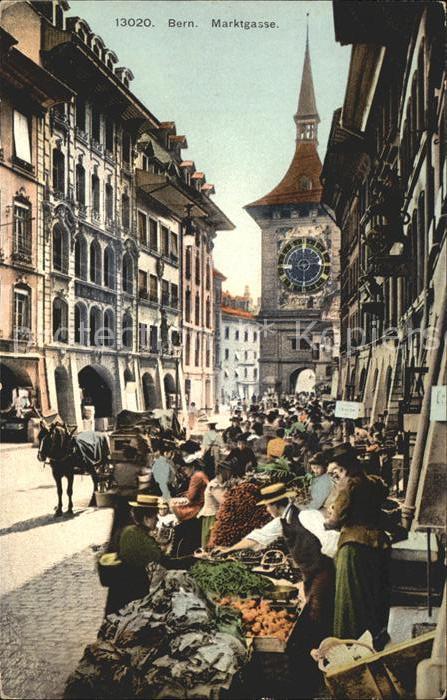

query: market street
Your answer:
[0,443,113,700]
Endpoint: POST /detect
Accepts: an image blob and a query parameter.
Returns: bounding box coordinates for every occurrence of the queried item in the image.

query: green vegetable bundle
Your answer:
[191,561,273,598]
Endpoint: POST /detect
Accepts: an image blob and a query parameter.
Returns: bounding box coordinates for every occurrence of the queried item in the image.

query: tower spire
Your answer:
[294,14,320,142]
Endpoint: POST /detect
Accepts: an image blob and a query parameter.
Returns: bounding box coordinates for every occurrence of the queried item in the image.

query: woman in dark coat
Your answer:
[325,444,391,650]
[104,494,193,616]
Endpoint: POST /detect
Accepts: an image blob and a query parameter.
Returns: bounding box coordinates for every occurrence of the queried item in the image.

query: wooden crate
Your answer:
[247,600,301,654]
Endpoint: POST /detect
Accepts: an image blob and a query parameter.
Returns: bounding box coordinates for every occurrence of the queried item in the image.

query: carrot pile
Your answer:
[217,597,295,641]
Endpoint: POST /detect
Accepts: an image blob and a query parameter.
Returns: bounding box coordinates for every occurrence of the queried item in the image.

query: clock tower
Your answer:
[245,26,340,397]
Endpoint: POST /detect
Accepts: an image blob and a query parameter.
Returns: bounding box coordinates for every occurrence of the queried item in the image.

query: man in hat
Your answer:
[223,416,243,444]
[217,483,295,553]
[202,420,225,479]
[235,433,257,474]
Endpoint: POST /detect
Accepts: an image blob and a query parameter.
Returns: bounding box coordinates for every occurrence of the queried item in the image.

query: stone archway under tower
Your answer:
[289,367,316,394]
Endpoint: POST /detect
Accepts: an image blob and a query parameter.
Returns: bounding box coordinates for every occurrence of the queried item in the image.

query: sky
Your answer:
[67,0,351,299]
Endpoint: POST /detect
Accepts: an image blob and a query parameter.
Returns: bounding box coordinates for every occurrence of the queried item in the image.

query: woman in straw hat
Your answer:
[105,494,194,615]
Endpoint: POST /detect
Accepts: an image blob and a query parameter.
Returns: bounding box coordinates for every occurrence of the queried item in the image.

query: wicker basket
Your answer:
[95,490,116,508]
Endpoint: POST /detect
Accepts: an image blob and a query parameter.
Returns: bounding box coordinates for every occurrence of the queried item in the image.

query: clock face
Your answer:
[277,237,330,293]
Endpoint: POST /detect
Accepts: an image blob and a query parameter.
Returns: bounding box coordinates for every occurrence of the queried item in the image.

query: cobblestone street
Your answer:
[0,444,113,699]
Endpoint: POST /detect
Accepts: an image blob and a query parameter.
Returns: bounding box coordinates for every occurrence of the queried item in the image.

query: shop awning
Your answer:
[136,169,207,219]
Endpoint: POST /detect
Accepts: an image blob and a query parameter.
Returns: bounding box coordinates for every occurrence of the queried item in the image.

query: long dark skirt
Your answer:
[334,542,391,649]
[172,517,202,556]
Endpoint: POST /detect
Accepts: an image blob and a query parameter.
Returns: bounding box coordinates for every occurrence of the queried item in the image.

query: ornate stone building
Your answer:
[245,31,340,398]
[0,0,233,429]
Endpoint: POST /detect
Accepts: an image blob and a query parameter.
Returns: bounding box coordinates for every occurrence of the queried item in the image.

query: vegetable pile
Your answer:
[191,561,273,598]
[209,482,270,547]
[218,598,295,641]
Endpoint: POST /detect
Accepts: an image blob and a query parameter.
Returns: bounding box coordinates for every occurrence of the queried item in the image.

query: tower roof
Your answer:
[296,26,319,122]
[245,142,322,208]
[245,24,322,211]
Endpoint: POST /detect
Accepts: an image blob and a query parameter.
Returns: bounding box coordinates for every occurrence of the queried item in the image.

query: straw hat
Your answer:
[128,493,161,509]
[256,482,296,506]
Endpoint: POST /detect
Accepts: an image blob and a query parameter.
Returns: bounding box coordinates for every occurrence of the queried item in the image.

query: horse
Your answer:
[37,420,110,516]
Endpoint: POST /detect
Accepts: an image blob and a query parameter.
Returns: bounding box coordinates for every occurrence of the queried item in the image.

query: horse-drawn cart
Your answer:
[109,409,185,498]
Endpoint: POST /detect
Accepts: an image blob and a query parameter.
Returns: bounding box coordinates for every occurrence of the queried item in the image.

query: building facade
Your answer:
[0,11,72,418]
[219,290,260,404]
[212,268,226,410]
[321,1,446,429]
[245,32,340,398]
[0,0,233,429]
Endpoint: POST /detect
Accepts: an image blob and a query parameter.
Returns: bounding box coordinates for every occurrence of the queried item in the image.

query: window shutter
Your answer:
[13,111,31,163]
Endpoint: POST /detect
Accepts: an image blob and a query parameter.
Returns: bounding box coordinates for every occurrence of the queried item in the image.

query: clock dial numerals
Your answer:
[277,237,330,294]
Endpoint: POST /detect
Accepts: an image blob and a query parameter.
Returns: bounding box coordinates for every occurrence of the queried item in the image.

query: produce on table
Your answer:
[218,597,295,642]
[191,560,273,598]
[208,482,270,547]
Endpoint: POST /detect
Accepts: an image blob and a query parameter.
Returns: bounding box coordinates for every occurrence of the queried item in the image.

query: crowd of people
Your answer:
[103,391,399,665]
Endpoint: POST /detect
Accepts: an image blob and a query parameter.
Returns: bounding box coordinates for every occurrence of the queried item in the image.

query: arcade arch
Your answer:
[289,367,316,394]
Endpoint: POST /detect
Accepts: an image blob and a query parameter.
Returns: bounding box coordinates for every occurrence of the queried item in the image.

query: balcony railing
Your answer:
[75,127,89,145]
[91,139,103,155]
[12,249,32,265]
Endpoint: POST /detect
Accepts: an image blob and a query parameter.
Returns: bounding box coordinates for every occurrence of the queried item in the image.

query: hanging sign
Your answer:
[430,386,446,422]
[335,401,365,419]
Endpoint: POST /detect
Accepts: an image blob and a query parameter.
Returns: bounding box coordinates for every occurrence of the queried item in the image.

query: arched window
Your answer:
[205,338,211,367]
[194,334,200,367]
[205,297,211,328]
[13,199,32,262]
[195,250,201,285]
[385,366,393,405]
[103,309,114,347]
[74,234,87,279]
[185,288,191,323]
[74,302,88,344]
[52,149,65,194]
[205,263,211,290]
[195,292,200,325]
[52,297,68,343]
[90,239,102,285]
[122,252,133,293]
[185,247,192,279]
[121,192,130,229]
[13,283,31,338]
[372,367,379,391]
[122,312,133,348]
[89,306,102,346]
[105,183,113,220]
[104,246,115,288]
[52,224,68,273]
[185,331,191,365]
[91,174,100,217]
[76,164,85,204]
